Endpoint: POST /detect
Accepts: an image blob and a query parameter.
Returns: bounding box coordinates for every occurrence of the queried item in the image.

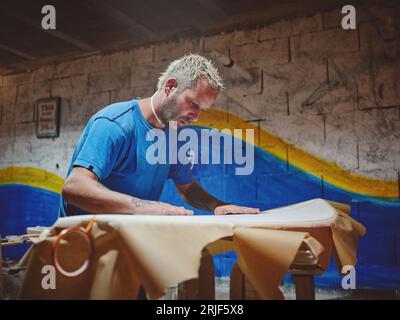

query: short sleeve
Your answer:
[168,162,194,185]
[73,118,126,180]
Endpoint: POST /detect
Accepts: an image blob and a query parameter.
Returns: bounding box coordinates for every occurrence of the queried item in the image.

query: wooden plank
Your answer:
[230,264,245,299]
[292,275,315,300]
[178,249,215,300]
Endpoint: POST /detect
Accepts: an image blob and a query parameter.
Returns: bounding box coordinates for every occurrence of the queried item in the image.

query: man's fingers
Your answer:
[244,207,260,214]
[168,206,193,215]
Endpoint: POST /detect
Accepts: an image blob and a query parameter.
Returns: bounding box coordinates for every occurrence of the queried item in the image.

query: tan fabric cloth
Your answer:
[18,198,365,300]
[234,228,312,299]
[232,211,365,299]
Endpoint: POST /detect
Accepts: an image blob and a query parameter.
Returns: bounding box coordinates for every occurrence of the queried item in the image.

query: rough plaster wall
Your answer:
[0,3,399,187]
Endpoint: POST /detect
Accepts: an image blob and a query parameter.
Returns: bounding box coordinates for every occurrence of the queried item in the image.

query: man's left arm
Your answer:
[175,180,260,215]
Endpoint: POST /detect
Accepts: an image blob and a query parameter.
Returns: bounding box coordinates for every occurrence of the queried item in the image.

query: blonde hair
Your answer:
[157,53,224,92]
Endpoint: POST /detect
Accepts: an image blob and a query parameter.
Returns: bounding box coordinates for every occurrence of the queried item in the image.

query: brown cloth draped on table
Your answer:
[17,199,365,300]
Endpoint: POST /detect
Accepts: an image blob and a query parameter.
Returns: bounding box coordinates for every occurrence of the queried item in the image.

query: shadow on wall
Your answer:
[1,116,399,289]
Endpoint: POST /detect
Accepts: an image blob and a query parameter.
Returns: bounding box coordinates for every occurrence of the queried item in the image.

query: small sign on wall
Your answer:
[36,97,60,138]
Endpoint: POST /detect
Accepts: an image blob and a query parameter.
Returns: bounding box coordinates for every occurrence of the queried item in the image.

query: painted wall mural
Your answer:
[1,109,399,289]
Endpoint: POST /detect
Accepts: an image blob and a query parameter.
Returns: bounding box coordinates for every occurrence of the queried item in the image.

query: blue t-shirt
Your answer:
[59,99,193,216]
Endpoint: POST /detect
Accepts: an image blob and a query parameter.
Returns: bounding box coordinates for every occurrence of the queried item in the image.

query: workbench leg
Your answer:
[230,264,245,299]
[292,275,315,300]
[230,264,260,300]
[178,250,215,300]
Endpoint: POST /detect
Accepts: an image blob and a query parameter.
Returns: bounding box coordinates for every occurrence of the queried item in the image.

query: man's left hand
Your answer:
[214,205,260,215]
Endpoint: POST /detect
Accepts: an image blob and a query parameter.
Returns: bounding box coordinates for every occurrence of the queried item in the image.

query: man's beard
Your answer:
[159,94,191,127]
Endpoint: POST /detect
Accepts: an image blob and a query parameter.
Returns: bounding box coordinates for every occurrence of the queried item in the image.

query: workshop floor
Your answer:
[2,266,399,300]
[160,278,400,300]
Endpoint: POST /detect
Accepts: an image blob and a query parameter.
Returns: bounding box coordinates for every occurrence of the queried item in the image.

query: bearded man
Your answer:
[60,54,260,216]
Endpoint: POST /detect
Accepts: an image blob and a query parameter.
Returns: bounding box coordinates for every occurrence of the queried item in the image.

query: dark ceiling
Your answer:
[0,0,376,75]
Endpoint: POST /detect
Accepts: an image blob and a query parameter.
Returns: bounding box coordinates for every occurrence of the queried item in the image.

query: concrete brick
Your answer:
[13,123,66,167]
[315,132,359,172]
[359,22,395,60]
[323,97,357,134]
[54,55,110,78]
[13,123,43,163]
[70,92,110,125]
[355,109,400,173]
[230,38,289,69]
[257,172,323,206]
[259,113,326,170]
[358,61,400,109]
[34,64,55,82]
[260,60,327,116]
[65,125,84,143]
[109,46,153,70]
[325,52,369,108]
[111,88,135,103]
[253,143,288,175]
[202,93,228,124]
[259,13,322,41]
[154,39,201,62]
[358,140,398,173]
[51,74,88,98]
[291,28,359,61]
[131,61,168,90]
[130,86,154,99]
[231,29,258,46]
[203,32,233,53]
[0,86,18,124]
[354,108,400,145]
[226,90,287,121]
[65,127,85,165]
[111,86,154,103]
[224,174,257,203]
[222,68,286,120]
[356,22,400,109]
[2,72,34,87]
[203,28,258,53]
[0,124,15,162]
[16,81,52,123]
[89,68,130,94]
[43,140,69,177]
[349,169,399,182]
[59,98,71,130]
[225,96,257,122]
[358,231,396,265]
[288,96,359,174]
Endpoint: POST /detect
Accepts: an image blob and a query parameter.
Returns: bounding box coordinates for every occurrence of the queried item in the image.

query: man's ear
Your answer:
[164,77,178,96]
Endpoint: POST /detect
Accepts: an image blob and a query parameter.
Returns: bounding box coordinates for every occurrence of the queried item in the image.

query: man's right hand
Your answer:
[131,198,193,216]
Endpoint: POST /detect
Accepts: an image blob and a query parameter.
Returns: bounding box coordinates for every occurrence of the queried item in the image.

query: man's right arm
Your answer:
[62,167,193,215]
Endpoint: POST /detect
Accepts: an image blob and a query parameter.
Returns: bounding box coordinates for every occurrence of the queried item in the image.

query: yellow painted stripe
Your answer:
[196,109,398,199]
[0,166,63,194]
